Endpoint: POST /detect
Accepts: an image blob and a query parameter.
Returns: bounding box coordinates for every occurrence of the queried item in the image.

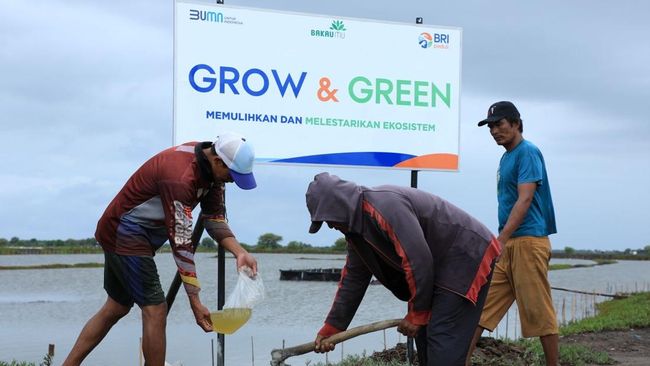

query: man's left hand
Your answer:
[397,318,421,338]
[236,252,258,276]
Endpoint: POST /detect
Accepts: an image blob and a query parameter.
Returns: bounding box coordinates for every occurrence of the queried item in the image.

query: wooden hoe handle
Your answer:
[270,318,401,366]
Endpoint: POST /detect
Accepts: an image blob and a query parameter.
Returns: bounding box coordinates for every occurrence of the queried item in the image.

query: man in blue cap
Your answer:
[63,132,259,366]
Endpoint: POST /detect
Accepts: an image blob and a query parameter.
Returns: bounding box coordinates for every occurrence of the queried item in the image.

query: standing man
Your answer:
[62,132,259,366]
[467,101,558,365]
[306,172,501,365]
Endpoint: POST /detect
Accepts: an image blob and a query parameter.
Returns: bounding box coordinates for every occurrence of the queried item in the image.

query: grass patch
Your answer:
[0,353,52,366]
[317,293,650,366]
[558,344,614,365]
[514,292,650,365]
[549,260,617,271]
[0,262,103,270]
[561,292,650,335]
[549,264,573,270]
[311,354,408,366]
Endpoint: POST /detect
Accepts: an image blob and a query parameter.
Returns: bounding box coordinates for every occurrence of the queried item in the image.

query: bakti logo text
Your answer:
[311,20,347,39]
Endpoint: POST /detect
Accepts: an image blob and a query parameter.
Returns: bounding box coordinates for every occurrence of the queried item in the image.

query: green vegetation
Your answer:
[556,344,613,366]
[2,234,647,260]
[553,246,650,261]
[549,259,617,271]
[0,352,52,366]
[477,293,650,366]
[549,264,573,270]
[313,355,406,366]
[0,262,103,270]
[0,234,348,255]
[315,293,650,366]
[561,292,650,335]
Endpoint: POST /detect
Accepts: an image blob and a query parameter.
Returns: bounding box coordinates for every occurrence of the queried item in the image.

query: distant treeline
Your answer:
[2,236,649,259]
[552,245,650,261]
[0,233,347,255]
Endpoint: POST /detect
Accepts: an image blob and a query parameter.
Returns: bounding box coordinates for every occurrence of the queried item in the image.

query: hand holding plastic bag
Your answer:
[210,266,265,334]
[224,266,265,309]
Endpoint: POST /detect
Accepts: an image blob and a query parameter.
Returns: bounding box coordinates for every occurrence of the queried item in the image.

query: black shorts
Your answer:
[104,252,165,307]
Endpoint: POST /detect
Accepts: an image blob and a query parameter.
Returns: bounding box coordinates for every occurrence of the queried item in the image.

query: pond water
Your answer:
[1,253,648,365]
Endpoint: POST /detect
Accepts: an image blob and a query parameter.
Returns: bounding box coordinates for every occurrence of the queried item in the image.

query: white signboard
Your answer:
[174,0,462,170]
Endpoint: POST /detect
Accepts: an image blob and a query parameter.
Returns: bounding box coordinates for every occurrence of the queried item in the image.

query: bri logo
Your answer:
[418,32,450,49]
[189,9,224,23]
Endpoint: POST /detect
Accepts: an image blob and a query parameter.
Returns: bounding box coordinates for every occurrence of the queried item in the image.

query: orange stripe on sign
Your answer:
[394,153,458,170]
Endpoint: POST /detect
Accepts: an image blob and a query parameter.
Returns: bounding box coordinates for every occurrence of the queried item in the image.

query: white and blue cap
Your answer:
[213,132,257,190]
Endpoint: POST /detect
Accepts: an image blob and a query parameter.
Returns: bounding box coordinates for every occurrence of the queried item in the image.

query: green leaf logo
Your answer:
[330,20,346,31]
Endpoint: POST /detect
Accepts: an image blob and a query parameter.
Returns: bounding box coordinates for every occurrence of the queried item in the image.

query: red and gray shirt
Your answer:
[95,141,235,295]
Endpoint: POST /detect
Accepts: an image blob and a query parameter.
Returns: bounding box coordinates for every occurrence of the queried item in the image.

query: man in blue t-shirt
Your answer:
[466,101,559,366]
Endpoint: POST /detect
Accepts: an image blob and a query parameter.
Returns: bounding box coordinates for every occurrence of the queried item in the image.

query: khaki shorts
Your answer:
[478,236,558,337]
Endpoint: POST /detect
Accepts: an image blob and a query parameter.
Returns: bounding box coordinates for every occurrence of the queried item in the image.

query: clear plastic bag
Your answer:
[224,266,265,309]
[210,266,265,334]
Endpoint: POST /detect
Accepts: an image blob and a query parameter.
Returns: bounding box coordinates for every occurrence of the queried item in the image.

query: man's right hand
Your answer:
[314,334,335,353]
[189,294,213,332]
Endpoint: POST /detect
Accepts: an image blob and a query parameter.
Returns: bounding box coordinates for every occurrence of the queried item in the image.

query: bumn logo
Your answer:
[189,9,224,23]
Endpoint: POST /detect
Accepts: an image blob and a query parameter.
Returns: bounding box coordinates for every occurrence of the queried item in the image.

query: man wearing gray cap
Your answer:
[63,132,259,366]
[467,101,559,365]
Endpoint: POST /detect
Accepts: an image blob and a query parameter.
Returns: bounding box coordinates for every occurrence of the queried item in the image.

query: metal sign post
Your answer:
[406,170,418,365]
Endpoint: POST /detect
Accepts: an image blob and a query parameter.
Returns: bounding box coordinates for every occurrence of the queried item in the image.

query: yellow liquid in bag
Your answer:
[210,308,252,334]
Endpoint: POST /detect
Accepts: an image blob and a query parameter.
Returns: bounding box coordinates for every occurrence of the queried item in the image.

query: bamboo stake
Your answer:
[270,319,400,366]
[514,307,518,339]
[505,309,509,340]
[571,294,576,322]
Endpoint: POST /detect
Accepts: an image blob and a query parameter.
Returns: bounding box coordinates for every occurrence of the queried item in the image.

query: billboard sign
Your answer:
[174,0,462,170]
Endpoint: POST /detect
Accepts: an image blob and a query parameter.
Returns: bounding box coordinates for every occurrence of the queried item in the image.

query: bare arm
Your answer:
[219,236,258,275]
[497,182,536,244]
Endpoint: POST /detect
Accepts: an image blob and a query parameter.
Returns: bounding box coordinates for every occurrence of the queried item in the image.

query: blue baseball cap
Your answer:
[213,132,257,190]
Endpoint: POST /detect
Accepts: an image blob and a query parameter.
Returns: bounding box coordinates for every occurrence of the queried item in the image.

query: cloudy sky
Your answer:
[1,0,648,251]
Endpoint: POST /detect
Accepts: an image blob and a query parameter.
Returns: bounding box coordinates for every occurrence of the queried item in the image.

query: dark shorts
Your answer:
[104,252,165,307]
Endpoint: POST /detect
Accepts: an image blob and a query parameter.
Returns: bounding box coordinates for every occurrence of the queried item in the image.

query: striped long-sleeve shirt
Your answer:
[95,141,234,295]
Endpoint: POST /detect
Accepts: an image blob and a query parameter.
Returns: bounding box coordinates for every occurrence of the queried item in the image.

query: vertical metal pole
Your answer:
[217,243,226,366]
[211,339,215,366]
[407,170,418,364]
[410,170,418,189]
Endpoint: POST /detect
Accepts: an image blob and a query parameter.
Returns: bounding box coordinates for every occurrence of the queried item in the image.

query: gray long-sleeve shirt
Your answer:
[306,173,501,335]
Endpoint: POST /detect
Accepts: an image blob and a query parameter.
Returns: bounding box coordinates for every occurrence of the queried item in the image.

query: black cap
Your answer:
[478,101,520,126]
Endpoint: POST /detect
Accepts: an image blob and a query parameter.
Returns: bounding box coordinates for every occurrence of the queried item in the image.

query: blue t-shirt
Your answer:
[497,139,557,237]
